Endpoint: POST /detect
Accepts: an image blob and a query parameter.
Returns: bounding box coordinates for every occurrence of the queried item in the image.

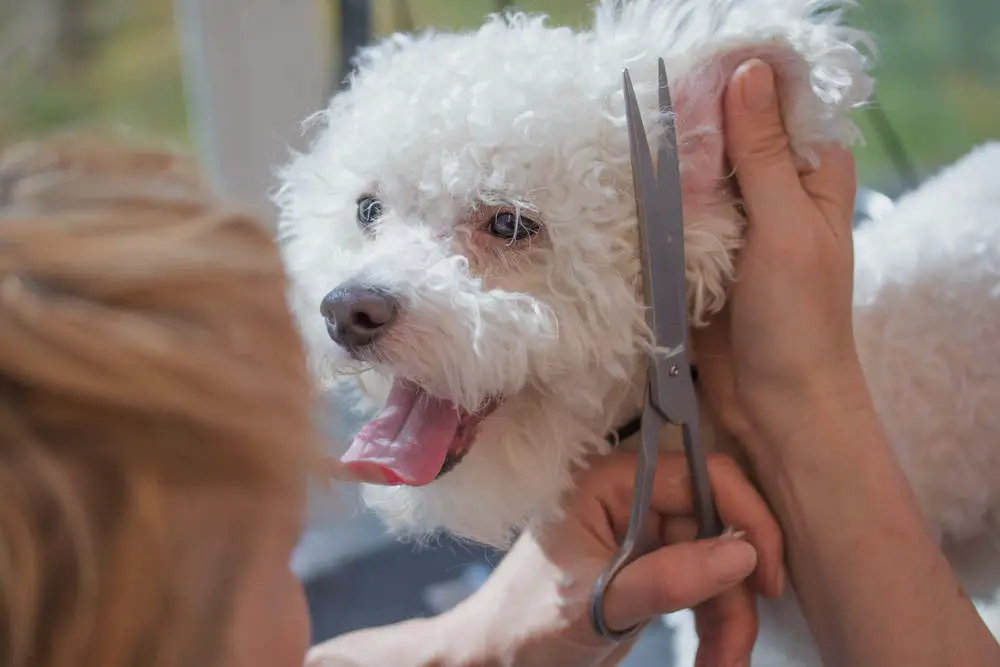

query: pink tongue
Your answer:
[340,379,461,487]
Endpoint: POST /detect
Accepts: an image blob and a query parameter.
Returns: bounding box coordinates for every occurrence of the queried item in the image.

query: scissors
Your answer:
[589,58,725,642]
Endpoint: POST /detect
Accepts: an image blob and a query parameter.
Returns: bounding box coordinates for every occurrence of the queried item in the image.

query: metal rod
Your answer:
[865,93,920,192]
[336,0,372,91]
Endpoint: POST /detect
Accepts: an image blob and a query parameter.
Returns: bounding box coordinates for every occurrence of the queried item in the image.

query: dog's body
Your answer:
[277,0,1000,663]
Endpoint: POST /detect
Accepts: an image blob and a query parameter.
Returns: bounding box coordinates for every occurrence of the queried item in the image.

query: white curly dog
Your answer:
[276,0,1000,663]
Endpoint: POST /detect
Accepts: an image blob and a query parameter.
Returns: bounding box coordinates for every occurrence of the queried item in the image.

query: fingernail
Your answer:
[708,539,758,585]
[735,59,775,112]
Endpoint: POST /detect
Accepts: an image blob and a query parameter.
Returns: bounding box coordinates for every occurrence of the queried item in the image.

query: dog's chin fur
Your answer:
[276,0,874,548]
[362,379,646,546]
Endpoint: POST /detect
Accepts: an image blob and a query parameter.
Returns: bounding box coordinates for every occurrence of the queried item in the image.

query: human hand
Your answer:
[693,58,869,451]
[304,451,783,667]
[447,451,785,667]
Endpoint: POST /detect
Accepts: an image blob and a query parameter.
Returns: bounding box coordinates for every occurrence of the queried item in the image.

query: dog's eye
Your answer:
[488,211,540,242]
[356,195,383,228]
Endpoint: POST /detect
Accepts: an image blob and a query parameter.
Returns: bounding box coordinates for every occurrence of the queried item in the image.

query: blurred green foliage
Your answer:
[1,0,997,192]
[0,1,188,145]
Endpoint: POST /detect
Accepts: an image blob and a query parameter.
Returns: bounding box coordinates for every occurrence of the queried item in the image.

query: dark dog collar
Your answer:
[605,365,698,445]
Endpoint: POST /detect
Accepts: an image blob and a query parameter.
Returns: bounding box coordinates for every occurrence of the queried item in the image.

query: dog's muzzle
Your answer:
[321,281,400,350]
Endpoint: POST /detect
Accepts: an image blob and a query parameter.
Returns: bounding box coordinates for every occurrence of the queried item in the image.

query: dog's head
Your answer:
[277,0,873,546]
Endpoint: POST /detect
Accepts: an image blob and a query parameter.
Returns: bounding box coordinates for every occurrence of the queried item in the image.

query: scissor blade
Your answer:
[624,65,688,402]
[652,58,688,356]
[623,68,659,319]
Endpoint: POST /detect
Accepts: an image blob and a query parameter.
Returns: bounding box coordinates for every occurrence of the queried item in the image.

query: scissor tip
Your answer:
[622,68,635,90]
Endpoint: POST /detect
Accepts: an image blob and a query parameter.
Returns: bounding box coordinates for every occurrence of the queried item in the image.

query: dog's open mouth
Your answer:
[339,378,502,486]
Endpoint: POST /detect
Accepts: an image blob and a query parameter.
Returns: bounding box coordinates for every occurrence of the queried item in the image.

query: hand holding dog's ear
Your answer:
[696,59,866,454]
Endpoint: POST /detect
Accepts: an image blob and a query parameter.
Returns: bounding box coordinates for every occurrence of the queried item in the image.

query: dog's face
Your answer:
[278,0,872,546]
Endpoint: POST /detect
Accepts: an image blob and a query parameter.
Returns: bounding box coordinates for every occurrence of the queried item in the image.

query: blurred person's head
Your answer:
[0,132,321,667]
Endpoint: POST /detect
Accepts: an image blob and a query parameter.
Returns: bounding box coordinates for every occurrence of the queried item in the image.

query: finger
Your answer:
[693,583,759,667]
[661,518,778,605]
[723,59,813,232]
[635,452,784,597]
[602,536,757,631]
[800,142,858,238]
[661,515,698,545]
[585,451,786,597]
[704,455,787,599]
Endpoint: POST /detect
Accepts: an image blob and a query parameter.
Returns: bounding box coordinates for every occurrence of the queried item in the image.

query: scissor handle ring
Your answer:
[589,556,646,641]
[588,388,662,642]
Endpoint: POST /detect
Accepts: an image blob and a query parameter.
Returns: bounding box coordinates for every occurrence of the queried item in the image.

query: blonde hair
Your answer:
[0,132,322,667]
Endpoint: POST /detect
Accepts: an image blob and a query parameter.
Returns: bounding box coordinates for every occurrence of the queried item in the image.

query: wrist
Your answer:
[738,359,876,468]
[738,371,905,532]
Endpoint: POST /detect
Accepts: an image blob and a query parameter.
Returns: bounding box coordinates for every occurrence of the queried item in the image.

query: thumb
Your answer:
[723,59,810,227]
[601,537,758,631]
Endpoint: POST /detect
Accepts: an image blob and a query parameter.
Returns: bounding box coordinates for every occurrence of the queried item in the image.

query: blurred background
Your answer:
[1,0,996,662]
[1,0,998,195]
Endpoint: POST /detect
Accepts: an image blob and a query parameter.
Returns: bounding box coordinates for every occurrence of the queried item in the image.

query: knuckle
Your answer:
[574,467,603,493]
[706,453,744,482]
[571,459,608,494]
[720,407,753,440]
[585,449,622,474]
[739,126,791,168]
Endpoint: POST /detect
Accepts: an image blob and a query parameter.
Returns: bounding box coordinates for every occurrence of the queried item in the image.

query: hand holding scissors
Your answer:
[589,58,724,642]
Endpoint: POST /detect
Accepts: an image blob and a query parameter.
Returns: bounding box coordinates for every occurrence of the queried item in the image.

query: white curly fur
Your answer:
[276,0,1000,663]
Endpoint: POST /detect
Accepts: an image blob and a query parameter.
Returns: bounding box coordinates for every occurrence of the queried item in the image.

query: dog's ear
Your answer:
[592,0,875,168]
[590,0,874,325]
[671,35,874,221]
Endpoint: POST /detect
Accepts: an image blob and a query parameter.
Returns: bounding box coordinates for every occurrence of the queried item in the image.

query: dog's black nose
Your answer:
[321,282,399,349]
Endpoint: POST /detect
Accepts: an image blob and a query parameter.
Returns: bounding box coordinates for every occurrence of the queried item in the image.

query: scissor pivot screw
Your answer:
[669,365,680,376]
